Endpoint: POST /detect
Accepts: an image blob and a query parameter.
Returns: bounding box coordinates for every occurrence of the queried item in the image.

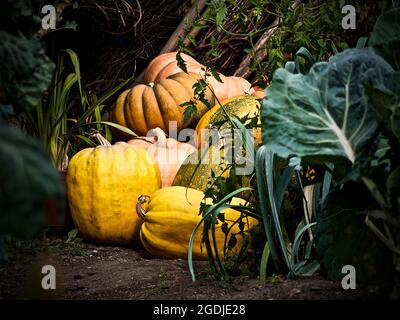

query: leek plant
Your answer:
[25,49,135,171]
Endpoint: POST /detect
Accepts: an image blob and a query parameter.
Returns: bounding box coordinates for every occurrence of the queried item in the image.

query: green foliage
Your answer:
[0,123,64,239]
[263,0,391,77]
[261,7,400,288]
[24,49,132,170]
[262,48,392,166]
[176,58,213,123]
[206,0,228,31]
[255,147,319,277]
[183,76,212,123]
[178,0,392,83]
[0,31,55,114]
[369,8,400,70]
[176,1,399,287]
[0,1,55,115]
[365,71,400,143]
[316,182,394,286]
[187,112,262,281]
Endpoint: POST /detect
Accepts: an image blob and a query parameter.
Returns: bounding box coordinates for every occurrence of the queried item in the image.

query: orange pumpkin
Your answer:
[142,52,252,102]
[250,85,266,99]
[128,127,197,187]
[143,52,204,83]
[209,75,252,102]
[112,72,215,136]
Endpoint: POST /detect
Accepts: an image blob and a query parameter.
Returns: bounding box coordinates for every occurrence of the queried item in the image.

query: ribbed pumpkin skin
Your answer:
[139,186,258,260]
[112,72,215,136]
[208,75,252,102]
[172,146,253,200]
[66,142,161,245]
[143,52,203,83]
[195,95,261,148]
[172,146,226,191]
[128,130,196,187]
[142,52,253,102]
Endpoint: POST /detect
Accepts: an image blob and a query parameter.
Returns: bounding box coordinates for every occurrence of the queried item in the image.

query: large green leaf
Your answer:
[0,124,64,238]
[365,71,400,143]
[0,31,55,113]
[262,48,393,167]
[369,8,400,70]
[315,181,394,286]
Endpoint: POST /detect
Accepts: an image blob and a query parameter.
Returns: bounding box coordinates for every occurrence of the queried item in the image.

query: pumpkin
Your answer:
[128,127,196,187]
[172,145,226,191]
[136,186,258,260]
[142,52,252,102]
[195,95,261,149]
[251,86,266,99]
[143,52,204,83]
[172,145,253,200]
[210,75,252,102]
[112,72,215,136]
[66,141,161,245]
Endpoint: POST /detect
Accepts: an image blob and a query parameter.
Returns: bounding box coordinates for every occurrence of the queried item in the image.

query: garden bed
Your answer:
[0,238,389,300]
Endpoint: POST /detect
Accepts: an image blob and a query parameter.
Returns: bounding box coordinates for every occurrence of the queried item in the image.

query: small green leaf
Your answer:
[210,68,222,83]
[227,234,237,250]
[67,228,79,242]
[186,35,197,46]
[176,52,188,73]
[182,102,197,123]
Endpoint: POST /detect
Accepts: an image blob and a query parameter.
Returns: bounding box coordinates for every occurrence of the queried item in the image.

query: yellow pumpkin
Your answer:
[112,72,215,136]
[195,95,261,149]
[143,52,204,83]
[137,186,258,260]
[66,142,161,245]
[128,127,196,187]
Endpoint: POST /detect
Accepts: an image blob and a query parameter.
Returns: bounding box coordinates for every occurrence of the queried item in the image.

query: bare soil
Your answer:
[0,239,389,300]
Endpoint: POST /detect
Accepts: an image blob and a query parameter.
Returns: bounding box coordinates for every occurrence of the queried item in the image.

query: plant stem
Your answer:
[364,217,400,256]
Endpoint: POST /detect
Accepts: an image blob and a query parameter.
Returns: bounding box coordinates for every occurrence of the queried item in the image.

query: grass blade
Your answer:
[63,49,82,98]
[76,121,138,137]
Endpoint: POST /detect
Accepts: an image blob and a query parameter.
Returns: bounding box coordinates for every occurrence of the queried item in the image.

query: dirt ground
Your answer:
[0,238,390,300]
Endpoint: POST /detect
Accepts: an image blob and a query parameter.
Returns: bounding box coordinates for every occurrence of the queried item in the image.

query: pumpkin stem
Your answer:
[136,195,150,220]
[148,82,155,88]
[147,127,167,148]
[91,132,112,147]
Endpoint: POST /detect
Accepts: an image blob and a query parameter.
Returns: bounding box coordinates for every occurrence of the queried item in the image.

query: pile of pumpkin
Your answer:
[66,52,264,260]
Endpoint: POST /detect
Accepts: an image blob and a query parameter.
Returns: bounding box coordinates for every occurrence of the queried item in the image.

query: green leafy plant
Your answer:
[0,123,64,262]
[262,7,400,292]
[24,49,134,170]
[0,0,55,114]
[177,0,392,84]
[255,148,319,278]
[263,48,391,165]
[0,31,55,114]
